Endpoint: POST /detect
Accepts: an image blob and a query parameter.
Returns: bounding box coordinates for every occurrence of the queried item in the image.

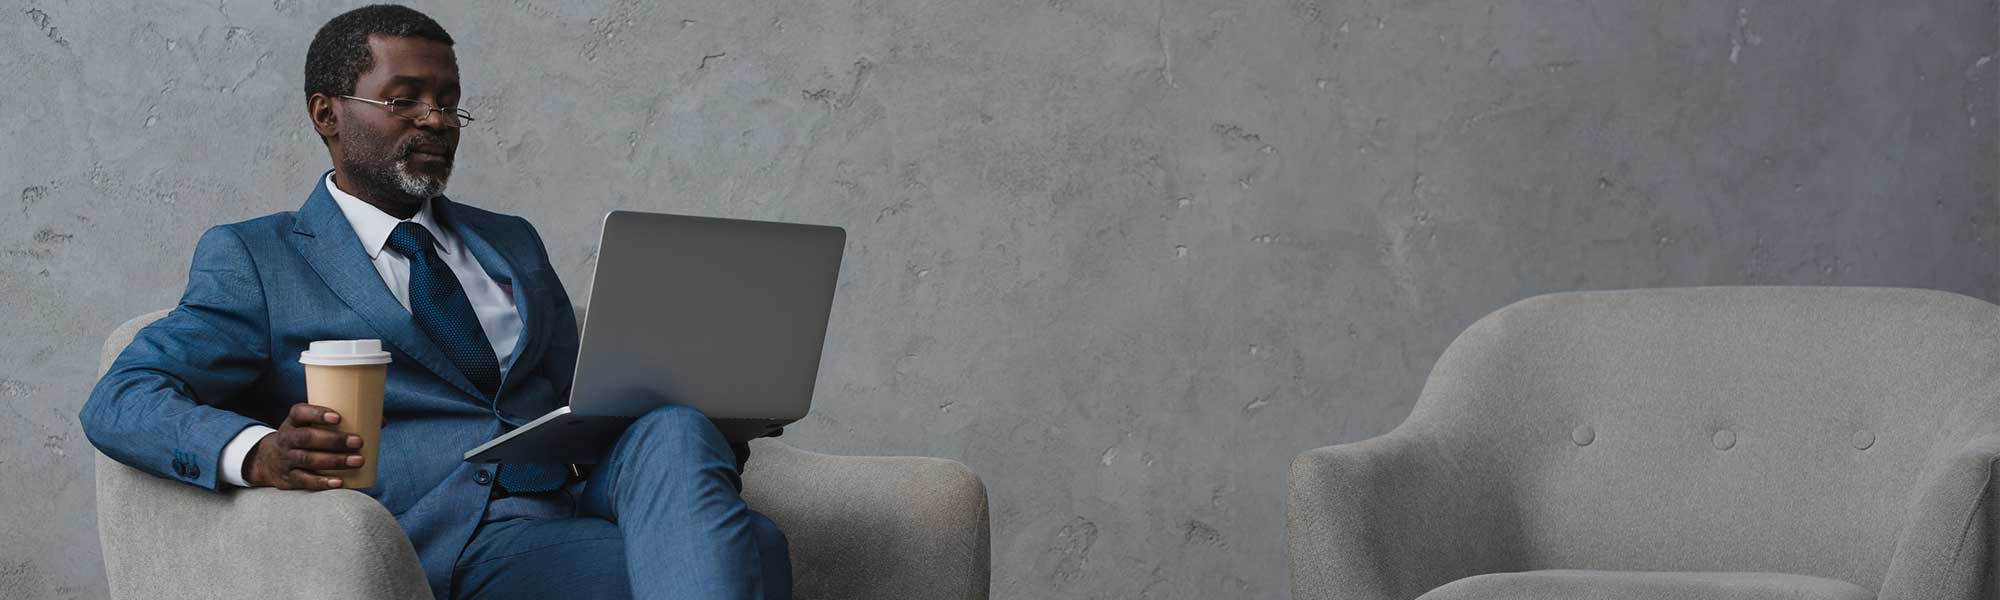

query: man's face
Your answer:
[332,35,461,203]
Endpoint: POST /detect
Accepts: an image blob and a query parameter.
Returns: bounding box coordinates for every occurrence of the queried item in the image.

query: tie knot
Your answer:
[386,221,438,259]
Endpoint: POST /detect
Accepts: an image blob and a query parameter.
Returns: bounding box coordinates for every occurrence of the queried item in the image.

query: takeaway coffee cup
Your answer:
[299,339,391,489]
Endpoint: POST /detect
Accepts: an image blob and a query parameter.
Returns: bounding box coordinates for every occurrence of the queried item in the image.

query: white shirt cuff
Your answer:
[220,425,277,487]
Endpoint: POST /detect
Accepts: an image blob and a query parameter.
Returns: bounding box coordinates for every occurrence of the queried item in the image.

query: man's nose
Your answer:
[412,109,451,131]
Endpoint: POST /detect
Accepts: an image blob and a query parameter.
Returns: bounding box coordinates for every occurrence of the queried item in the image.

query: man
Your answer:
[79,5,790,599]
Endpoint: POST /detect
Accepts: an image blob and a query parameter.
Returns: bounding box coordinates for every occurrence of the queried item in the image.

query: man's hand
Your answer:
[243,403,365,489]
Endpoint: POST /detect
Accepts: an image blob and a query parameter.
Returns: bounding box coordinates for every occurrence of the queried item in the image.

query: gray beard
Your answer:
[344,150,450,205]
[388,158,449,199]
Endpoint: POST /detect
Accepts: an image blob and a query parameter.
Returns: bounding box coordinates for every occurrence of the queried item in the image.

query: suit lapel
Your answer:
[286,176,488,401]
[433,197,549,393]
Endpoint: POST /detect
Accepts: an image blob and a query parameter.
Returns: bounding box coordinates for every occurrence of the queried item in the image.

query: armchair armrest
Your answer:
[93,309,430,599]
[1877,432,2000,600]
[740,439,991,600]
[95,451,431,600]
[1286,428,1520,600]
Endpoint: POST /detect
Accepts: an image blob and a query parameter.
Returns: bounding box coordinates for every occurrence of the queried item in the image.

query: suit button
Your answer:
[171,458,189,477]
[474,471,491,485]
[187,463,201,479]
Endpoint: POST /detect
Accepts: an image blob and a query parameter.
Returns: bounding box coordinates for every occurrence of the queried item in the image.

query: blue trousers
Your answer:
[450,406,792,599]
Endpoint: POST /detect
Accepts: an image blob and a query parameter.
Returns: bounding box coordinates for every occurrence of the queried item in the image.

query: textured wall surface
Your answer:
[3,1,1996,598]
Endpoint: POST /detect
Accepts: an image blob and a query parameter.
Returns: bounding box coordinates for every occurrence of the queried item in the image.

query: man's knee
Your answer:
[632,404,713,435]
[622,405,727,456]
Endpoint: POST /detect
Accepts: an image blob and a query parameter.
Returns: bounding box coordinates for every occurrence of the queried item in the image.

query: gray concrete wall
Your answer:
[4,1,1996,598]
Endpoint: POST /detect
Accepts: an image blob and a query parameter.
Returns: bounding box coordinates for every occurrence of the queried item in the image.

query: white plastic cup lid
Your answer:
[299,339,393,366]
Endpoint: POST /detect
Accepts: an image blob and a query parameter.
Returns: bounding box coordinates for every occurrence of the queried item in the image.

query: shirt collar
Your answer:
[323,172,451,259]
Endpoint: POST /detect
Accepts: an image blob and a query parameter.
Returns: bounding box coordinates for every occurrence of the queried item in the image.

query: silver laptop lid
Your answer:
[569,210,846,421]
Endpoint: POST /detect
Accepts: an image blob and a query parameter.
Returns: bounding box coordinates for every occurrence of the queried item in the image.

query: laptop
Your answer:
[463,210,846,465]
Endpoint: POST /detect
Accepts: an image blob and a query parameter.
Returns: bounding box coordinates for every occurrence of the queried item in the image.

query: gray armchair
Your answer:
[94,308,991,599]
[1288,287,2000,600]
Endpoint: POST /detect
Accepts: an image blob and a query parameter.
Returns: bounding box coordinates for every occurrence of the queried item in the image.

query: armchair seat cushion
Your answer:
[1416,570,1873,600]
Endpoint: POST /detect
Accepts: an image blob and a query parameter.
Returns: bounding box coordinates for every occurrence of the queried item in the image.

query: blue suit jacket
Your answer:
[81,174,580,598]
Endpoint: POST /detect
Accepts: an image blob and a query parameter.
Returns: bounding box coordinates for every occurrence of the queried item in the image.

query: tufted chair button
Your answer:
[1853,430,1875,450]
[1712,429,1736,451]
[1571,425,1595,446]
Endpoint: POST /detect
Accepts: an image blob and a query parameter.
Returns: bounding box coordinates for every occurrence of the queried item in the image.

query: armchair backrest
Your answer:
[1404,287,2000,586]
[99,309,170,376]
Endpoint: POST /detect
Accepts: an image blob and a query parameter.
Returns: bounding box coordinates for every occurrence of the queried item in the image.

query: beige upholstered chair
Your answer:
[1289,287,2000,600]
[94,308,990,599]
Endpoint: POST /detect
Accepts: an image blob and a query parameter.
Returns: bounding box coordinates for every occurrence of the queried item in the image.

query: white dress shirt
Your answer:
[220,173,524,487]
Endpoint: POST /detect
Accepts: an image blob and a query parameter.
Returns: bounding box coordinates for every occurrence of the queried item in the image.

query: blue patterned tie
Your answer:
[386,221,568,493]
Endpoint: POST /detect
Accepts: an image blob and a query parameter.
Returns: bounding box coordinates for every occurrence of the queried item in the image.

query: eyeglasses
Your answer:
[336,95,476,128]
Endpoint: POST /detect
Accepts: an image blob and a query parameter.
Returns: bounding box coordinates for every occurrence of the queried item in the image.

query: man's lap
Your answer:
[450,511,790,600]
[449,406,790,599]
[451,516,631,599]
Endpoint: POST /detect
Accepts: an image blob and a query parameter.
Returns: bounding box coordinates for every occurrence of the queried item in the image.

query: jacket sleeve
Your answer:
[81,225,271,492]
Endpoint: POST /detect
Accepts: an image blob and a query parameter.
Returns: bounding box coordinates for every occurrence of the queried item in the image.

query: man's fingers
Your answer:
[284,426,359,451]
[286,403,340,427]
[286,448,364,471]
[286,468,343,490]
[268,406,359,490]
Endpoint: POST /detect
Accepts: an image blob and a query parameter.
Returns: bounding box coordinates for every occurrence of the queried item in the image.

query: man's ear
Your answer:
[308,93,340,141]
